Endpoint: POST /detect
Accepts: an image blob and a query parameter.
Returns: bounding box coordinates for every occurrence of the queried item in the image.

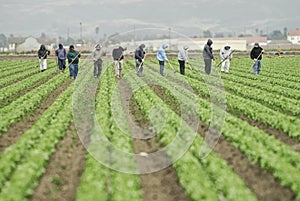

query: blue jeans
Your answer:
[253,60,261,75]
[159,60,164,76]
[69,63,78,78]
[58,59,66,70]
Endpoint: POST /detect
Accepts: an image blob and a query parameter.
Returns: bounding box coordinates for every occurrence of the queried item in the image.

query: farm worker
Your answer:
[203,39,215,75]
[276,46,282,57]
[157,44,169,76]
[250,42,264,75]
[37,44,50,72]
[55,43,67,72]
[112,44,127,78]
[219,43,233,73]
[135,44,146,77]
[178,45,189,75]
[67,45,81,79]
[92,44,105,78]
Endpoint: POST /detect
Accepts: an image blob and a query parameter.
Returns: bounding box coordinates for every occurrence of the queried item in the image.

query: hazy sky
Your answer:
[1,0,299,39]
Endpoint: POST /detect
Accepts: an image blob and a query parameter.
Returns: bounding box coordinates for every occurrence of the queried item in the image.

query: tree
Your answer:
[40,32,46,39]
[214,32,224,38]
[95,26,99,35]
[0,34,8,50]
[283,27,288,39]
[203,30,212,38]
[268,30,284,40]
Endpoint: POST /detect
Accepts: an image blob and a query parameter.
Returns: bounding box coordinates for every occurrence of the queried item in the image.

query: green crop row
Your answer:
[0,83,74,200]
[0,62,56,88]
[0,67,57,104]
[125,60,257,201]
[180,66,300,140]
[76,62,142,201]
[220,71,300,100]
[0,69,68,134]
[143,62,300,198]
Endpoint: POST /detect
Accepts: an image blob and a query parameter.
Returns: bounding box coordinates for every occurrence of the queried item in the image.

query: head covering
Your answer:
[162,44,168,49]
[254,42,259,47]
[207,39,213,46]
[95,44,102,49]
[183,45,189,50]
[224,43,231,50]
[58,43,63,48]
[139,44,145,49]
[40,44,46,50]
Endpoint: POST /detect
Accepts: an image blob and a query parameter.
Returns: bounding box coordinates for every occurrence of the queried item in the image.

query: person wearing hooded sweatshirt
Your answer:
[67,45,81,79]
[250,42,264,75]
[55,43,67,72]
[135,44,146,77]
[112,44,127,78]
[202,39,214,75]
[157,44,168,76]
[178,45,189,75]
[219,43,233,73]
[92,44,105,78]
[37,44,50,72]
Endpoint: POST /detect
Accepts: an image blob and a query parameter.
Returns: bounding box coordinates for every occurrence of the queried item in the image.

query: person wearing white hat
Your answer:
[92,44,105,78]
[178,45,189,75]
[219,43,233,73]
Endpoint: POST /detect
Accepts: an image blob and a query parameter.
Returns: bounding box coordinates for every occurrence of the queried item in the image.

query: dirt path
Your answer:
[0,78,72,154]
[198,122,296,201]
[118,79,191,201]
[151,84,296,201]
[30,123,86,201]
[237,114,300,152]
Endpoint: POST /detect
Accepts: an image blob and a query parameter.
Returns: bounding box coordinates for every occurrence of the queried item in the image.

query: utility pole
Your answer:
[168,27,171,50]
[80,22,82,41]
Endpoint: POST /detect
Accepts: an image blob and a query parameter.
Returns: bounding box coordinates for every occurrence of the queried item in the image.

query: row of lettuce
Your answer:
[0,56,299,200]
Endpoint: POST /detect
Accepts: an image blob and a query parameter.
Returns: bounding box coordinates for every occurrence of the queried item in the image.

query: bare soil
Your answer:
[30,124,86,201]
[118,79,191,201]
[151,83,297,201]
[0,78,72,154]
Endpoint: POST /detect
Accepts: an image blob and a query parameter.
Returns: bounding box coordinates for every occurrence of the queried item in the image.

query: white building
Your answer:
[287,30,300,44]
[16,37,41,52]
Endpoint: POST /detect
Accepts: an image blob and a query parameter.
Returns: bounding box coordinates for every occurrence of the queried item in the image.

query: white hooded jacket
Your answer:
[220,44,232,60]
[178,45,189,61]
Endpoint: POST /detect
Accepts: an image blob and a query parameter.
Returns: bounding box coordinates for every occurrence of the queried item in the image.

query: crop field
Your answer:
[0,54,299,201]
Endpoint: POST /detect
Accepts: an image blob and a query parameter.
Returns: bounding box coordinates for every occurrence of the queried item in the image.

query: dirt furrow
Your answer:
[30,123,86,201]
[118,79,191,201]
[151,84,297,201]
[0,78,72,154]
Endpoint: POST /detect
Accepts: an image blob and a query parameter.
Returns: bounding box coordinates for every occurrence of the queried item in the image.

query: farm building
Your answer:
[287,29,300,44]
[8,36,56,53]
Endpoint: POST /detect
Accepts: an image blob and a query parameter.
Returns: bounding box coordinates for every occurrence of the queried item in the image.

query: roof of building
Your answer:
[288,30,300,36]
[8,37,26,44]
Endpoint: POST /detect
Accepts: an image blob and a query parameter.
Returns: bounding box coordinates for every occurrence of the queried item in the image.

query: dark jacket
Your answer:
[250,46,264,60]
[202,39,214,59]
[135,44,145,62]
[55,44,66,60]
[67,50,81,64]
[112,46,126,61]
[38,45,50,59]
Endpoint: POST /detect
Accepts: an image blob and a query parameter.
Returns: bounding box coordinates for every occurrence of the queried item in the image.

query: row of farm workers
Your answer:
[37,39,264,79]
